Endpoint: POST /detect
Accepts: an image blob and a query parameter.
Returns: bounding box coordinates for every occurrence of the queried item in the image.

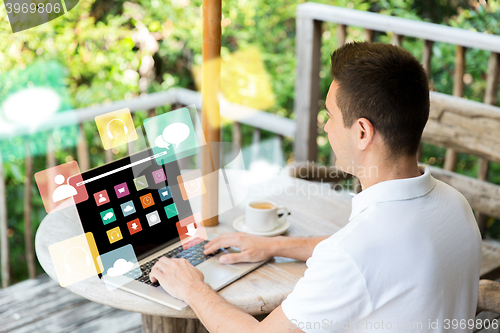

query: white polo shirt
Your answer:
[282,165,481,332]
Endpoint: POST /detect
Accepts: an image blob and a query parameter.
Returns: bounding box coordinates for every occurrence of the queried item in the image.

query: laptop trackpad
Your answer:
[200,263,240,288]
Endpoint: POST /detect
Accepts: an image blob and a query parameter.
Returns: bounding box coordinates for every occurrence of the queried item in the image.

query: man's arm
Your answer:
[203,232,328,263]
[150,257,303,333]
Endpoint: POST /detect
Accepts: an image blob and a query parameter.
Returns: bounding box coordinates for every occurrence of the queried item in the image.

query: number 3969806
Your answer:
[5,2,62,13]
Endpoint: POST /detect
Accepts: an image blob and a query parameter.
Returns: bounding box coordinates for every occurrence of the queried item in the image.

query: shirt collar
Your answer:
[349,165,436,221]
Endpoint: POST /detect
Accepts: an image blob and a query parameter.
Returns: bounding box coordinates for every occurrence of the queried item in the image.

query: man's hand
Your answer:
[149,257,211,303]
[203,232,274,264]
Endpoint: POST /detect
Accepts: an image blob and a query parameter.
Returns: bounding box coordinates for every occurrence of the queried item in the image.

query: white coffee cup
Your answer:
[245,200,288,232]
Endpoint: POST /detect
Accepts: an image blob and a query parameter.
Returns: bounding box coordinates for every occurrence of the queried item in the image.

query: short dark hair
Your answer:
[330,42,429,157]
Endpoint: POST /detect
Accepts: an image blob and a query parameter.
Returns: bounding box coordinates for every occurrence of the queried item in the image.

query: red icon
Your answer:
[94,190,110,206]
[176,214,207,249]
[140,193,155,209]
[34,161,88,214]
[127,218,143,235]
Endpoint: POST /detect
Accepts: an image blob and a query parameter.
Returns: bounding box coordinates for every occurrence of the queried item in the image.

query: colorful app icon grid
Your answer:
[100,208,117,225]
[164,203,178,219]
[114,182,130,198]
[158,186,172,201]
[133,175,149,191]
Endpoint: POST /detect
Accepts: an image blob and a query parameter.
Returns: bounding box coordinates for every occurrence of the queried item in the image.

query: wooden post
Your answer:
[0,146,9,288]
[201,0,221,226]
[391,33,402,47]
[476,52,500,236]
[24,139,36,280]
[77,123,90,171]
[251,128,261,164]
[418,39,434,162]
[46,131,56,168]
[443,45,466,172]
[294,17,322,162]
[337,24,346,47]
[365,29,374,42]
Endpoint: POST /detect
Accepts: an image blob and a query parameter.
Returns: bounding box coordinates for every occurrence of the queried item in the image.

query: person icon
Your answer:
[98,194,107,203]
[52,174,78,203]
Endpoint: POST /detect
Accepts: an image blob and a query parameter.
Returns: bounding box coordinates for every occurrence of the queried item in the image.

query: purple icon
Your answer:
[114,182,130,198]
[152,169,166,184]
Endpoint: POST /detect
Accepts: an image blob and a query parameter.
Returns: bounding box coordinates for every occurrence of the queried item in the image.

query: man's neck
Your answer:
[356,156,422,191]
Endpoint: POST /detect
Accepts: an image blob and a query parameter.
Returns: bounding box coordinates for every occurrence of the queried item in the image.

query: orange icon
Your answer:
[140,193,155,209]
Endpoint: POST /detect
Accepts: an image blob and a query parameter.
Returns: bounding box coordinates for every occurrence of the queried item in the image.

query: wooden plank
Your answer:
[201,0,221,227]
[23,139,35,280]
[428,166,500,219]
[294,17,322,162]
[76,123,89,171]
[0,88,296,141]
[0,275,142,333]
[297,3,500,53]
[142,315,208,333]
[0,146,9,288]
[422,92,500,164]
[337,23,346,46]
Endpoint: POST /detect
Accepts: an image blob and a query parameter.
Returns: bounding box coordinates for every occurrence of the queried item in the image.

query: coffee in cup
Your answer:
[245,200,288,232]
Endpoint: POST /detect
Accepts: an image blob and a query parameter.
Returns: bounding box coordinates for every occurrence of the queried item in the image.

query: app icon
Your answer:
[176,214,207,250]
[143,107,200,165]
[34,161,88,213]
[94,189,110,206]
[152,168,166,184]
[48,232,101,287]
[99,244,141,291]
[107,226,123,244]
[146,210,161,227]
[95,108,138,150]
[127,218,143,235]
[133,175,149,191]
[140,193,155,209]
[164,203,178,219]
[158,186,172,201]
[114,182,130,199]
[177,169,206,201]
[100,208,117,225]
[120,200,136,217]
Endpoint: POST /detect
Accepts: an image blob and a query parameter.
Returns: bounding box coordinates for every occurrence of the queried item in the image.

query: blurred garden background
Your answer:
[1,0,500,286]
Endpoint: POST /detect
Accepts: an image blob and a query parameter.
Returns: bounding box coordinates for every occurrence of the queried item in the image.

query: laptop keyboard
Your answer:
[125,239,221,288]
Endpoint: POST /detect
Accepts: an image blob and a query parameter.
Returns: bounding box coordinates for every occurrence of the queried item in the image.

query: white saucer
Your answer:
[232,215,290,236]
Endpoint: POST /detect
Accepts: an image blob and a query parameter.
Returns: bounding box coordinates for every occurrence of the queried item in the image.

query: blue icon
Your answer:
[99,244,141,291]
[158,186,172,201]
[120,200,136,217]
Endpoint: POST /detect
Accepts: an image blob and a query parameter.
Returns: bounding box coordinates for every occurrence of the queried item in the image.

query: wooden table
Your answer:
[35,172,353,333]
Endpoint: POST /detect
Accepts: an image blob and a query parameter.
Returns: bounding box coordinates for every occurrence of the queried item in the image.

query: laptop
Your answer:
[74,147,268,310]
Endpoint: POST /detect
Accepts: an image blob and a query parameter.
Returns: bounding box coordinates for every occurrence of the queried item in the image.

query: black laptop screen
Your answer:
[75,148,193,260]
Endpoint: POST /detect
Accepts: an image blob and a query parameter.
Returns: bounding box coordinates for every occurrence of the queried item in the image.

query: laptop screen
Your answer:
[75,148,193,260]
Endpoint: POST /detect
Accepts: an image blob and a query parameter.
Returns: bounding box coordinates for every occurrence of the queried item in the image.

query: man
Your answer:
[150,42,481,332]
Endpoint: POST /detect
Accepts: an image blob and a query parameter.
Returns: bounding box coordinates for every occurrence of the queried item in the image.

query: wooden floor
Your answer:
[2,274,500,333]
[0,274,142,333]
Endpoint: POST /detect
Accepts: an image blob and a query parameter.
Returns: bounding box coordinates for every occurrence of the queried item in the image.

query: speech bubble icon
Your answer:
[162,122,190,149]
[155,135,170,149]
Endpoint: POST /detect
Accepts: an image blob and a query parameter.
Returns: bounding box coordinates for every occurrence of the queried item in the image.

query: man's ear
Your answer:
[354,118,375,150]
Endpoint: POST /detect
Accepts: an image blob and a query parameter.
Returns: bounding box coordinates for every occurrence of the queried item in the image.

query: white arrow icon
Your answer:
[185,223,198,236]
[132,223,138,230]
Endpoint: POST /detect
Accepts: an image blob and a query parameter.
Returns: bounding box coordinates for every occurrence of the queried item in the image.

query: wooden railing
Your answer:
[294,3,500,231]
[0,87,296,288]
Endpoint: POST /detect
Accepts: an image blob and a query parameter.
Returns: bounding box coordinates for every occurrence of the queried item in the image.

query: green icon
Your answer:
[143,107,200,165]
[164,203,178,219]
[100,208,117,225]
[133,175,149,191]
